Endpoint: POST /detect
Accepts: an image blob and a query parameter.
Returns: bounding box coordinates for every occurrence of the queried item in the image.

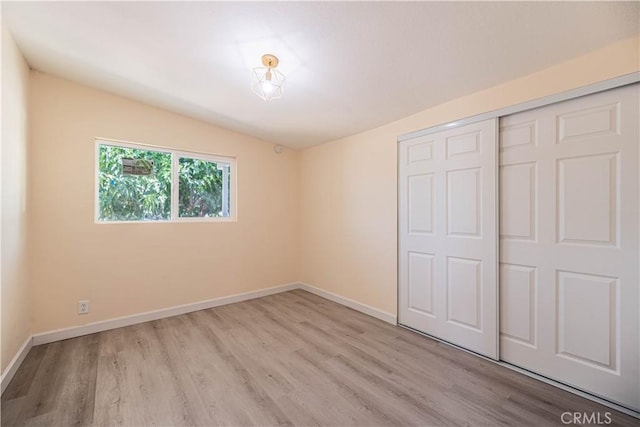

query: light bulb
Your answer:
[262,80,274,94]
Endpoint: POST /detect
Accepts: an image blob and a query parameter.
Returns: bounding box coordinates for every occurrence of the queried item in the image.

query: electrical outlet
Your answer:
[78,300,89,315]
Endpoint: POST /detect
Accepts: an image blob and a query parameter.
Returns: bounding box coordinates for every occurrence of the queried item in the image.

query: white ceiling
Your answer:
[3,1,639,149]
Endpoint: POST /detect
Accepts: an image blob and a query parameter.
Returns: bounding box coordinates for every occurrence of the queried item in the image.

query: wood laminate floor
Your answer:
[2,290,637,426]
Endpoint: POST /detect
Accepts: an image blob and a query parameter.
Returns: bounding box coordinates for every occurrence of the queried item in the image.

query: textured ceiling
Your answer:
[3,1,639,148]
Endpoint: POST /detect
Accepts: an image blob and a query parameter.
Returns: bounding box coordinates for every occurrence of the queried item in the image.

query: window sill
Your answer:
[95,217,237,224]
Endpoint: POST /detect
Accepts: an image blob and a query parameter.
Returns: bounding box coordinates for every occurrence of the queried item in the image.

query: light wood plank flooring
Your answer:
[2,290,637,426]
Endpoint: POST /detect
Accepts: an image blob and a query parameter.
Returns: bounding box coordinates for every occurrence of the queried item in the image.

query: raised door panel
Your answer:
[500,162,536,241]
[407,139,434,163]
[500,120,537,151]
[447,131,481,158]
[558,103,620,143]
[556,271,617,371]
[408,174,435,234]
[408,252,435,316]
[557,154,618,246]
[500,264,536,347]
[447,168,481,237]
[447,257,482,330]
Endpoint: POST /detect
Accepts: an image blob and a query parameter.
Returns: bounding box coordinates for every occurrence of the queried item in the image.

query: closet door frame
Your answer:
[398,73,639,144]
[396,71,640,416]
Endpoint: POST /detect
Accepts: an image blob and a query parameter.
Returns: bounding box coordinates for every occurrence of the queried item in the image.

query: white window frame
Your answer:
[94,138,237,224]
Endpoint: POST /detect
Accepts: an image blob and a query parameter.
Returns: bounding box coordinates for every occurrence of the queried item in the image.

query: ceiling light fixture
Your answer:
[252,54,285,101]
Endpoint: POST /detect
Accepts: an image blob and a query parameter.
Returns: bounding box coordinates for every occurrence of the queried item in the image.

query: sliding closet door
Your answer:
[399,119,498,359]
[499,84,639,410]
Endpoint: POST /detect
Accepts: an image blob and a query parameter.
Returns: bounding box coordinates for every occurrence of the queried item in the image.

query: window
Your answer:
[96,139,235,222]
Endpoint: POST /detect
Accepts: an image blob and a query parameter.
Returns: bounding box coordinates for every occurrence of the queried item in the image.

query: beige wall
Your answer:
[299,36,640,317]
[6,33,639,349]
[29,72,299,333]
[1,28,31,373]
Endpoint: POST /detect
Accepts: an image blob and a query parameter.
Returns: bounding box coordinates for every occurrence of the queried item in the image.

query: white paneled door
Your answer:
[399,119,498,359]
[499,84,639,410]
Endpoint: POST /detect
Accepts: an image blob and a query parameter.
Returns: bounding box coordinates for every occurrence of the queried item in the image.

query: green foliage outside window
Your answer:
[98,144,231,221]
[179,157,225,218]
[98,145,172,221]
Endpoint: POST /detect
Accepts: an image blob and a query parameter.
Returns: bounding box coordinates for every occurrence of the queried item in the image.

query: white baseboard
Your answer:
[1,335,33,395]
[6,281,395,395]
[5,282,638,417]
[32,282,299,346]
[298,282,397,325]
[31,282,397,346]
